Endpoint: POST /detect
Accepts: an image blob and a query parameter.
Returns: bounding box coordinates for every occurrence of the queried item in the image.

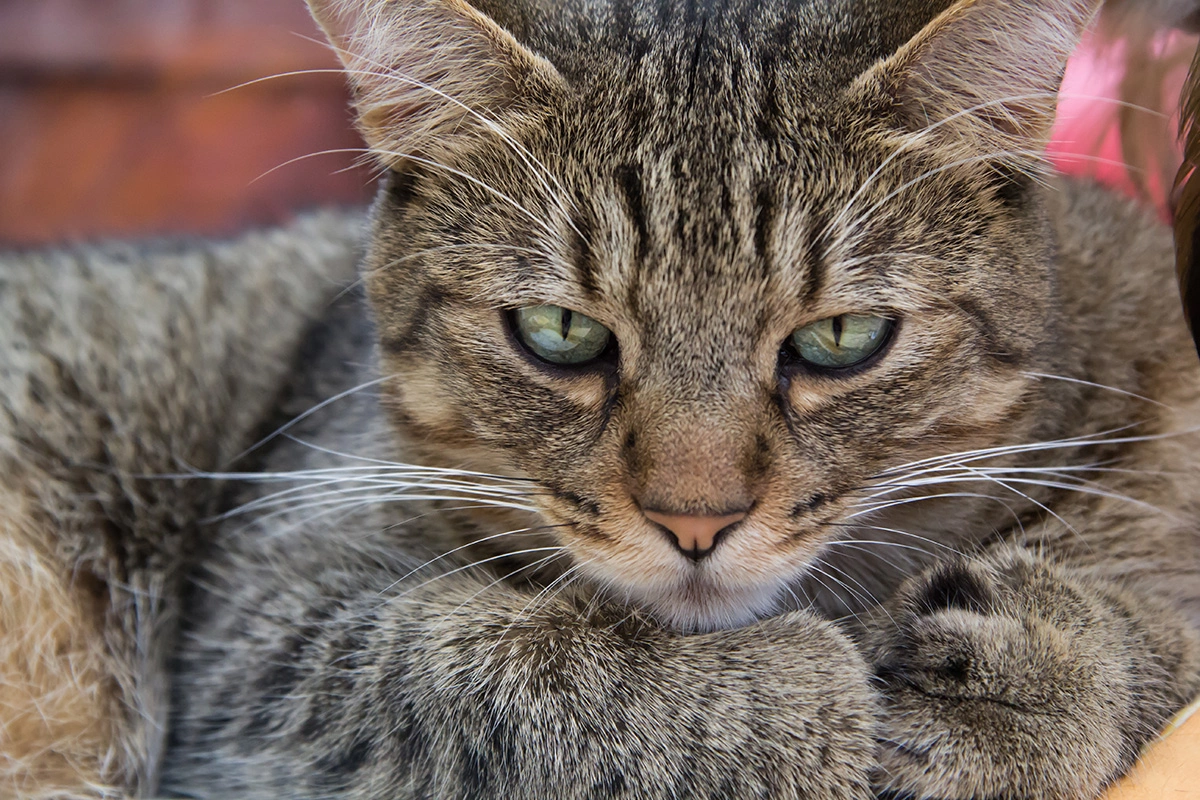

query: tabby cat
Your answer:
[5,0,1200,798]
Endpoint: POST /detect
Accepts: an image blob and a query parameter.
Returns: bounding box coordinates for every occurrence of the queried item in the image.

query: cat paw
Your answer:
[868,549,1142,800]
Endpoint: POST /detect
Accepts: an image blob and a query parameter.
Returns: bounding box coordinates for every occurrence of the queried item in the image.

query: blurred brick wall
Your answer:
[3,2,1187,246]
[0,0,375,245]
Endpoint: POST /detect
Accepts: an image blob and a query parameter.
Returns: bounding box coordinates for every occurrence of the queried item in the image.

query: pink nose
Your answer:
[643,510,747,560]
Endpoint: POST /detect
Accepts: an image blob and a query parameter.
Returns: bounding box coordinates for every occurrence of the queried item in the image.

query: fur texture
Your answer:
[0,490,122,798]
[0,213,362,797]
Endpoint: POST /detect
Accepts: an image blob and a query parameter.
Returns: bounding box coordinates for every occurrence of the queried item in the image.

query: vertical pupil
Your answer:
[561,308,573,340]
[832,315,843,347]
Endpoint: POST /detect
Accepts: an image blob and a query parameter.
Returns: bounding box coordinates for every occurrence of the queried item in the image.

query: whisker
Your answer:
[871,472,1177,522]
[826,517,977,563]
[803,568,870,625]
[1045,151,1148,174]
[846,490,1022,520]
[379,545,570,606]
[870,462,1171,508]
[339,56,584,227]
[863,462,1112,503]
[491,558,594,641]
[219,491,538,536]
[363,243,546,279]
[873,462,1093,553]
[329,243,547,306]
[221,477,541,520]
[253,140,566,246]
[427,550,575,637]
[234,443,538,483]
[220,481,539,521]
[174,458,538,510]
[209,67,380,97]
[823,539,929,559]
[1021,371,1171,408]
[822,91,1064,243]
[820,559,889,606]
[1053,93,1170,120]
[249,146,378,184]
[222,54,583,231]
[804,563,877,620]
[366,146,568,243]
[834,148,1050,253]
[225,375,398,465]
[376,525,567,596]
[777,581,811,614]
[322,51,585,239]
[868,422,1159,479]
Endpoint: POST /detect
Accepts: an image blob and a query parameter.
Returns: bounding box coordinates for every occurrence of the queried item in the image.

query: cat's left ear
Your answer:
[857,0,1102,154]
[306,0,566,167]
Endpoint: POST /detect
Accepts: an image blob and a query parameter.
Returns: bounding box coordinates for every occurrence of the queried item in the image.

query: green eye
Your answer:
[512,305,613,366]
[788,314,893,370]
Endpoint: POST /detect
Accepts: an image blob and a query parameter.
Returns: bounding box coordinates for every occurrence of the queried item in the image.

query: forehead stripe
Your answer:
[803,210,829,304]
[615,163,650,265]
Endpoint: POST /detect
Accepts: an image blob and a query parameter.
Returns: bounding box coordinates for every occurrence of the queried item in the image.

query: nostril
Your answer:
[642,510,747,561]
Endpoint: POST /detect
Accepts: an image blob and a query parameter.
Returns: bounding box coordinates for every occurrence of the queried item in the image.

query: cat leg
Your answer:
[866,546,1200,800]
[165,558,877,800]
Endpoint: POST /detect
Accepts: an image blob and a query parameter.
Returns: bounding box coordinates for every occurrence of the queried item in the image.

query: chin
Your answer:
[585,562,788,633]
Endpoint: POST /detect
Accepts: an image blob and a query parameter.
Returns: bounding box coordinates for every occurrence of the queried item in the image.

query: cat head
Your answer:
[308,0,1099,630]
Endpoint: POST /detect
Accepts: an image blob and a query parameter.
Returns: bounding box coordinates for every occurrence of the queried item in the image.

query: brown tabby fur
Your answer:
[5,0,1200,798]
[0,216,362,796]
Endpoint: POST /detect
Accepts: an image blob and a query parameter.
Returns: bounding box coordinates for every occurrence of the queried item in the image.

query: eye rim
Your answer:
[779,314,898,377]
[504,305,619,374]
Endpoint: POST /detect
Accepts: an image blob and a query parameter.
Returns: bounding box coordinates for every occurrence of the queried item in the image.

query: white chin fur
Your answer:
[646,587,783,632]
[586,563,786,632]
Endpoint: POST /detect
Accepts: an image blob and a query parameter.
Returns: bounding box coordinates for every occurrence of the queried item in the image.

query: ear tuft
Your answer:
[306,0,563,167]
[868,0,1102,156]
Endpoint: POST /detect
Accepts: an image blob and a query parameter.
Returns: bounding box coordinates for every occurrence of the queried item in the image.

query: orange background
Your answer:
[0,0,374,245]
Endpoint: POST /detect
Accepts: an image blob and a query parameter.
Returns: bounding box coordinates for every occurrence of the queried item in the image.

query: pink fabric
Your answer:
[1049,30,1194,218]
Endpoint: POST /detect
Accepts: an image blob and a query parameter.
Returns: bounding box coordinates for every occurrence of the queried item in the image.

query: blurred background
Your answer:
[0,0,374,245]
[0,0,1192,246]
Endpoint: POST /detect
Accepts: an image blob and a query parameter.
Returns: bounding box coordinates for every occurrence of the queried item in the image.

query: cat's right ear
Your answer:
[854,0,1102,158]
[306,0,566,168]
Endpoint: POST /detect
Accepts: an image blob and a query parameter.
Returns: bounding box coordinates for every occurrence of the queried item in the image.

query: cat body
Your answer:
[163,0,1200,796]
[4,0,1200,797]
[159,177,1200,800]
[0,214,363,796]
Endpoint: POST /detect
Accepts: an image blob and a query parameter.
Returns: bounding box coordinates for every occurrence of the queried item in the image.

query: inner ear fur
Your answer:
[856,0,1103,157]
[306,0,565,167]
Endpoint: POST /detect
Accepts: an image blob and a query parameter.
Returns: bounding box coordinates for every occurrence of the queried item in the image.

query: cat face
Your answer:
[310,0,1097,630]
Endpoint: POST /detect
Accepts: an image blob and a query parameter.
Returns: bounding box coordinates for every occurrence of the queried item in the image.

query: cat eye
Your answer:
[511,305,613,366]
[786,314,894,371]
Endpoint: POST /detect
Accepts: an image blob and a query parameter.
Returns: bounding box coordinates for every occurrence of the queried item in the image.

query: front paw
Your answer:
[869,550,1144,800]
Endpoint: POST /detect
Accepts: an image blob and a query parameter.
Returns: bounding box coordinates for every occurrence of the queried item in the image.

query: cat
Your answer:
[156,0,1200,796]
[5,0,1200,797]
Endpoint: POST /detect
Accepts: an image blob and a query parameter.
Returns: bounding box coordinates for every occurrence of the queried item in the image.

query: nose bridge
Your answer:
[628,393,760,516]
[625,295,766,513]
